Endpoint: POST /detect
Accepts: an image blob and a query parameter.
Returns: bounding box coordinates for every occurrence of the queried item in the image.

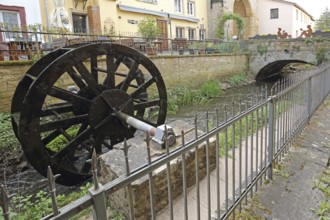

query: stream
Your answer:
[167,81,273,131]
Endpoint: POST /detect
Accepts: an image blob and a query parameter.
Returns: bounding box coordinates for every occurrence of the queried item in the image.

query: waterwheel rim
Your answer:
[13,43,167,186]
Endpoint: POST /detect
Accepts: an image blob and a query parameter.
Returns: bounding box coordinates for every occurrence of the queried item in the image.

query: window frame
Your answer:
[174,0,183,13]
[187,1,195,16]
[0,10,21,40]
[72,13,88,33]
[270,8,279,19]
[175,27,185,39]
[188,28,196,40]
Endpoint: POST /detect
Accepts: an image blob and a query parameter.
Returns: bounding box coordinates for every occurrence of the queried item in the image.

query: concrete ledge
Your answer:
[99,120,217,219]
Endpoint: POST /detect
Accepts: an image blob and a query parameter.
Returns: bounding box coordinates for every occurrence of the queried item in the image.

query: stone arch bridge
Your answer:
[247,38,330,81]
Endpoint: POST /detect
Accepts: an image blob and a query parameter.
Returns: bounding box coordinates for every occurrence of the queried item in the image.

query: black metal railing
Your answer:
[1,62,330,219]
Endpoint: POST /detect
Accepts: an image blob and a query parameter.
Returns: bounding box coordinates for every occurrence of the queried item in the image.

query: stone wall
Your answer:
[0,54,248,112]
[152,53,249,90]
[0,61,32,113]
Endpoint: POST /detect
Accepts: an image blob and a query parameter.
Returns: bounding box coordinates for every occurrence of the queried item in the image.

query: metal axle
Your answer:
[116,111,176,148]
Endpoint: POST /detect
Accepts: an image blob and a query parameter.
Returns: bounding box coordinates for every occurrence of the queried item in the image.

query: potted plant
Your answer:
[137,17,161,55]
[205,42,214,54]
[188,42,199,54]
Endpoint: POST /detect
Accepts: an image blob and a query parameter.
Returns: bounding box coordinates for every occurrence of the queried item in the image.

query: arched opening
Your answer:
[256,60,311,82]
[233,0,254,39]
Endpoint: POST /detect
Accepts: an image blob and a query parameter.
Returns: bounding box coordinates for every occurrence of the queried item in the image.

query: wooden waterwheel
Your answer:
[11,43,167,186]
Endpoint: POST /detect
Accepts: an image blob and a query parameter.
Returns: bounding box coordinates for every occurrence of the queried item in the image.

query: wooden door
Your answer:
[157,19,168,51]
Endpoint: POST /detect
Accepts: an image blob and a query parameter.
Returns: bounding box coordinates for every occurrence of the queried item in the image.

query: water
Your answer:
[167,82,273,131]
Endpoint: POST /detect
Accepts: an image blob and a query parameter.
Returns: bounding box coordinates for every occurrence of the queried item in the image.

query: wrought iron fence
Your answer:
[1,63,330,219]
[0,25,245,61]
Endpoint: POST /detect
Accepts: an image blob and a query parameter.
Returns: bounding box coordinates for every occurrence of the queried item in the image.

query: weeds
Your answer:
[1,182,125,219]
[167,80,222,115]
[0,113,21,153]
[227,72,247,86]
[311,151,330,219]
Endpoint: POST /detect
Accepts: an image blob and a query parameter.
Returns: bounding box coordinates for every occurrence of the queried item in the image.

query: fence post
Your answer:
[267,96,275,179]
[0,185,15,220]
[88,149,107,220]
[46,166,60,216]
[307,74,312,122]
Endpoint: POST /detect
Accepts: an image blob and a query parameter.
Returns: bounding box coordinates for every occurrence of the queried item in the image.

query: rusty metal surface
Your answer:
[10,43,167,186]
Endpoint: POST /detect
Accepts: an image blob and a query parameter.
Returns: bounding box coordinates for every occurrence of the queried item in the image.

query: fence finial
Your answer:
[0,185,15,220]
[47,166,60,216]
[87,148,100,190]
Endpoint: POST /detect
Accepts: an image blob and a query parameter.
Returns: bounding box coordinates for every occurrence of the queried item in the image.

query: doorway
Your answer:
[157,19,168,51]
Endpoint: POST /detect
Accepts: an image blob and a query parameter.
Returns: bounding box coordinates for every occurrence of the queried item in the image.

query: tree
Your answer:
[315,7,330,31]
[137,17,160,46]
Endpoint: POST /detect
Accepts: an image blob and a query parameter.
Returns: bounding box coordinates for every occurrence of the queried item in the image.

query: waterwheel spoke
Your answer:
[93,134,106,154]
[102,140,112,150]
[74,62,101,96]
[80,133,105,173]
[104,55,116,88]
[48,87,92,107]
[120,61,139,91]
[40,114,89,132]
[134,99,160,111]
[42,128,64,145]
[67,67,86,89]
[114,55,124,69]
[130,78,155,99]
[40,104,74,117]
[90,56,98,82]
[51,126,94,162]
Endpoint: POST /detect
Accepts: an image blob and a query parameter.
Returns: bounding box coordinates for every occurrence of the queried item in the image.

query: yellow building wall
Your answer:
[39,0,208,40]
[39,0,91,31]
[98,0,208,40]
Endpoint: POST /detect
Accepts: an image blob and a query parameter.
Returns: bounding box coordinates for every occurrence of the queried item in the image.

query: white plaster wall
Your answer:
[0,0,42,24]
[258,0,293,35]
[258,0,313,38]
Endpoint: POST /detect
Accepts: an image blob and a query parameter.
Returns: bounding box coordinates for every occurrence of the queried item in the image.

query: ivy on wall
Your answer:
[216,12,244,39]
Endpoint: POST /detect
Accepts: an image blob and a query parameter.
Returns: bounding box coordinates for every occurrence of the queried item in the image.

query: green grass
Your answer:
[167,80,222,115]
[45,125,80,152]
[311,155,330,219]
[227,72,247,86]
[215,106,269,157]
[2,182,125,220]
[0,113,20,152]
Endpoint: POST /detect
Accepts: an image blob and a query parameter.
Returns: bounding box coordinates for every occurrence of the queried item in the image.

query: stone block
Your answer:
[99,120,217,219]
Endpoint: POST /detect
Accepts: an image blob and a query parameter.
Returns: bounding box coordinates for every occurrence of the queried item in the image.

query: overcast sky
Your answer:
[289,0,330,19]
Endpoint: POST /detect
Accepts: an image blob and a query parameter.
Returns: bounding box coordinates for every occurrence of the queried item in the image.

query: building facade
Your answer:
[1,0,315,44]
[0,0,41,27]
[257,0,314,38]
[37,0,208,43]
[208,0,259,40]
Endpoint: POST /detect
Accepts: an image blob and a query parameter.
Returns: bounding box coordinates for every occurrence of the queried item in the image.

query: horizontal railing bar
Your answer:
[41,194,93,220]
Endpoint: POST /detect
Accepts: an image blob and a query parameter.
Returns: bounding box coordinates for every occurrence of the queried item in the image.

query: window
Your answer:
[187,1,195,16]
[270,8,279,19]
[296,9,298,20]
[188,28,195,40]
[0,11,20,39]
[175,0,183,13]
[176,27,184,38]
[72,14,87,33]
[199,29,205,40]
